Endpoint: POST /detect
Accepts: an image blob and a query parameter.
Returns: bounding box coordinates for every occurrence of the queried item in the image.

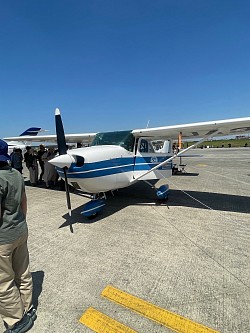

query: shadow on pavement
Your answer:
[59,182,250,230]
[31,271,44,310]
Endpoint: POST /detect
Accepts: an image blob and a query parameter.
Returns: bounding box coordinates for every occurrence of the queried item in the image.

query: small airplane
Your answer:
[4,110,250,221]
[4,127,42,154]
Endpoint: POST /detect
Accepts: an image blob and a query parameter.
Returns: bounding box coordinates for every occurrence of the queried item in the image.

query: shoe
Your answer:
[3,314,33,333]
[26,307,37,322]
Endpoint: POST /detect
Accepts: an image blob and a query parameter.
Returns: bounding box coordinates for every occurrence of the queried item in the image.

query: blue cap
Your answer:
[0,139,11,162]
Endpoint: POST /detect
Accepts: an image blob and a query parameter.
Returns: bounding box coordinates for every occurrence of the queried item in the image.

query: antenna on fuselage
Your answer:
[146,120,150,128]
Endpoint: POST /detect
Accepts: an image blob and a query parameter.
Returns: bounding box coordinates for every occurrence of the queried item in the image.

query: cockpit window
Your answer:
[91,130,135,152]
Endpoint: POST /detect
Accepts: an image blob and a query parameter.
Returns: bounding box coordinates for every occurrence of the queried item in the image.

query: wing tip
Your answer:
[55,108,60,116]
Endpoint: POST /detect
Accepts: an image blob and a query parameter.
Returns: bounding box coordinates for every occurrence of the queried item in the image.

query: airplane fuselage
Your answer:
[55,145,173,193]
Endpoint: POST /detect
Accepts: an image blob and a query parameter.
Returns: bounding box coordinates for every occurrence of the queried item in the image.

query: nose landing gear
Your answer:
[81,193,106,219]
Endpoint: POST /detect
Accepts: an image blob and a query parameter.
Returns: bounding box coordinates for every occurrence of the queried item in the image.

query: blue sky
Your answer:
[1,0,250,138]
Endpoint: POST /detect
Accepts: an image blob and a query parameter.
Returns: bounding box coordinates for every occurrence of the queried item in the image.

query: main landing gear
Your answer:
[143,180,169,203]
[156,184,169,200]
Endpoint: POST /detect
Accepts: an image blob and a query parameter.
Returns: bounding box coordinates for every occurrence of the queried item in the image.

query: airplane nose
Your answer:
[49,154,76,168]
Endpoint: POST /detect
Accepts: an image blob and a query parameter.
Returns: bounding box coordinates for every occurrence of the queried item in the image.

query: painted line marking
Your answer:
[101,285,220,333]
[79,307,138,333]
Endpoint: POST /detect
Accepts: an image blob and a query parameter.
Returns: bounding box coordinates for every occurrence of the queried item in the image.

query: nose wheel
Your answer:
[81,193,106,218]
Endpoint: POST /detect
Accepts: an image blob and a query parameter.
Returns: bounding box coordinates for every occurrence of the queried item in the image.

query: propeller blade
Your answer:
[63,167,73,233]
[63,167,72,216]
[54,108,73,232]
[55,108,67,155]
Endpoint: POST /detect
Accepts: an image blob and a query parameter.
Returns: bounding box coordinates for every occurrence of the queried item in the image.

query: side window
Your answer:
[139,139,148,153]
[138,139,155,153]
[147,141,155,153]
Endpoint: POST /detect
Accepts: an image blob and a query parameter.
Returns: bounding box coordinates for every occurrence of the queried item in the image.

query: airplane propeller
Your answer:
[55,108,67,155]
[55,108,73,228]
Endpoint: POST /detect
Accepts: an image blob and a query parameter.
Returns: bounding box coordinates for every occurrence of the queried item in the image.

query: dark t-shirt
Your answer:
[0,166,27,244]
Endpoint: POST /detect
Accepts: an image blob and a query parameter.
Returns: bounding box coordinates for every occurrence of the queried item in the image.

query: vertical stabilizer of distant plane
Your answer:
[4,127,42,154]
[19,127,42,136]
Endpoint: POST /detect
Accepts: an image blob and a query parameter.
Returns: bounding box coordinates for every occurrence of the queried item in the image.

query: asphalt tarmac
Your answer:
[1,148,249,333]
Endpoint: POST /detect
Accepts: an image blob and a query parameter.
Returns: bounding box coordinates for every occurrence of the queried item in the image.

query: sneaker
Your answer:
[26,307,37,322]
[4,314,33,333]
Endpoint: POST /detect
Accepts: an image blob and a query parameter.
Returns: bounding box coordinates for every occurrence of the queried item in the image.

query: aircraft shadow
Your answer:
[172,172,199,177]
[31,270,44,310]
[168,189,250,213]
[59,182,250,230]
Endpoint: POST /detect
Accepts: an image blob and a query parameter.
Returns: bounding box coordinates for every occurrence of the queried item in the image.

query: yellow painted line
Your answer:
[196,164,207,167]
[101,286,220,333]
[79,307,138,333]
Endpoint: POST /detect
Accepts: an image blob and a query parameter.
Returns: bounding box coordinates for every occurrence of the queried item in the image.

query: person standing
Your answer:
[0,139,36,333]
[23,147,31,169]
[11,148,23,174]
[37,145,46,182]
[42,147,58,188]
[26,149,38,186]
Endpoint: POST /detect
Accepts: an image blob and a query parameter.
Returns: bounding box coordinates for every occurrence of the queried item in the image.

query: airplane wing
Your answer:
[130,116,250,183]
[3,133,97,145]
[132,117,250,140]
[4,116,250,144]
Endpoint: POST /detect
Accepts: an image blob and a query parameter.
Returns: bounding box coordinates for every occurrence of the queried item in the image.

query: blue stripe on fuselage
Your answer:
[56,156,172,179]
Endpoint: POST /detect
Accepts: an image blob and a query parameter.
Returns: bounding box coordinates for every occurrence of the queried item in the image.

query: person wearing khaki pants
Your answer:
[0,139,36,333]
[0,233,33,326]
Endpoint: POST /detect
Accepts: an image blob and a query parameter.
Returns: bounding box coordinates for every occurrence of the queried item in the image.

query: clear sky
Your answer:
[1,0,250,138]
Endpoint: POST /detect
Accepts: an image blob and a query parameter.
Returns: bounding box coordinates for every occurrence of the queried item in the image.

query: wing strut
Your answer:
[130,129,220,185]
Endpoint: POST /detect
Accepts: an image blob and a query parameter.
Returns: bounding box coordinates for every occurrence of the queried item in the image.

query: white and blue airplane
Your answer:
[4,127,42,154]
[5,110,250,219]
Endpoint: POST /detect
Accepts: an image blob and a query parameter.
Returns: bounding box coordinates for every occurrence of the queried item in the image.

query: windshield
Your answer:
[91,130,135,152]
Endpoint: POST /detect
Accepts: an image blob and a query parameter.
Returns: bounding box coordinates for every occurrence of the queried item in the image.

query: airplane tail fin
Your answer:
[19,127,42,136]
